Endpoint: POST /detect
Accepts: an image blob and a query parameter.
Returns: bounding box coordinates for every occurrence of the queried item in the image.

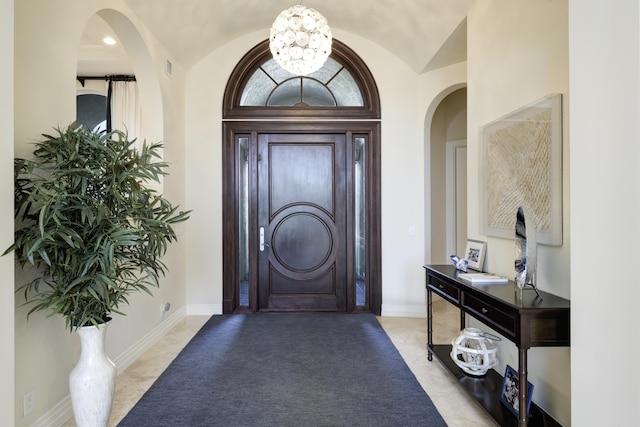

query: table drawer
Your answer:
[463,293,516,338]
[428,275,459,303]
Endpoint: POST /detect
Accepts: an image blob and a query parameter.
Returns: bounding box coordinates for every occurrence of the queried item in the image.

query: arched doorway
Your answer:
[222,40,381,314]
[430,88,467,263]
[424,85,467,264]
[76,9,164,143]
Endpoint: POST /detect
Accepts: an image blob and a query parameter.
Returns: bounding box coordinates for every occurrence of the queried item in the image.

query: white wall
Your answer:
[430,88,467,264]
[569,1,640,425]
[12,1,640,425]
[467,1,571,425]
[419,64,467,266]
[185,29,468,318]
[184,31,264,316]
[343,30,432,317]
[183,11,575,423]
[1,0,15,424]
[13,1,188,425]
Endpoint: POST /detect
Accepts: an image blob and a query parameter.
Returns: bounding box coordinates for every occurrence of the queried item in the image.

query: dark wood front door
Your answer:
[222,121,381,315]
[258,133,347,311]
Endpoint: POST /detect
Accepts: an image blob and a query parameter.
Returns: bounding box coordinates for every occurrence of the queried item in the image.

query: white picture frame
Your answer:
[464,239,486,272]
[480,93,563,246]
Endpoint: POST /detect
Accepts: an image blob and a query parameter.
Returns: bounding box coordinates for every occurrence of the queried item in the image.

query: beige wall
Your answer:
[569,1,640,425]
[185,29,468,319]
[419,63,467,266]
[183,6,575,421]
[9,0,640,425]
[430,88,467,264]
[184,30,262,315]
[12,1,189,425]
[1,0,15,424]
[467,1,571,424]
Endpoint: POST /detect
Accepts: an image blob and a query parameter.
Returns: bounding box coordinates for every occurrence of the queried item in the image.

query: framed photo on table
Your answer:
[464,239,486,271]
[500,365,534,418]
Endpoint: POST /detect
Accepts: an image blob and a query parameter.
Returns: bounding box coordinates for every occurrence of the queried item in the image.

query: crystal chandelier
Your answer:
[269,4,332,76]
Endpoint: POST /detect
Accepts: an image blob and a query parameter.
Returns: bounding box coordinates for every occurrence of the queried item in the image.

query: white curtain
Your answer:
[110,80,141,151]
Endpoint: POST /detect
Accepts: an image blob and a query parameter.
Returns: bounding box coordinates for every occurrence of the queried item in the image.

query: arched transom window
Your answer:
[241,57,363,107]
[223,39,380,119]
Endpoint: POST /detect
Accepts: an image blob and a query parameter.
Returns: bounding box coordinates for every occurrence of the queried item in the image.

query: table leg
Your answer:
[427,287,433,361]
[518,347,529,426]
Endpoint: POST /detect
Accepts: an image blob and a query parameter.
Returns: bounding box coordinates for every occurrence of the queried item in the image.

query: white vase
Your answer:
[69,323,117,427]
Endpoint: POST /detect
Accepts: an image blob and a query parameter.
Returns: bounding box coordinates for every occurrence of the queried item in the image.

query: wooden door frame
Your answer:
[222,121,381,315]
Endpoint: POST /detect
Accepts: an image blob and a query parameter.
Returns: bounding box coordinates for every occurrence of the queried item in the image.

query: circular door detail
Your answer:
[271,212,333,273]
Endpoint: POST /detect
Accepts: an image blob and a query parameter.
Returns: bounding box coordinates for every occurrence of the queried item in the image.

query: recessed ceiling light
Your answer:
[103,37,116,45]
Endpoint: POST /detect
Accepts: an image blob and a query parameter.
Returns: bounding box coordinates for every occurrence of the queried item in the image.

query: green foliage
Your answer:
[5,126,190,331]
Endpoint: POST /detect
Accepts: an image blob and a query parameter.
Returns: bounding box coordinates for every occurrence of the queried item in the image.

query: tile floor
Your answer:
[63,296,495,426]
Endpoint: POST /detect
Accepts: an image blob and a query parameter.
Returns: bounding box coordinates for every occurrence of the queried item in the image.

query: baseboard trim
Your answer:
[112,306,188,375]
[30,395,71,427]
[31,307,188,427]
[381,303,428,318]
[187,303,222,315]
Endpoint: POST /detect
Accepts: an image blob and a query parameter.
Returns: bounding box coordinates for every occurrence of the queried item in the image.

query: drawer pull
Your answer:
[439,285,445,289]
[481,308,489,314]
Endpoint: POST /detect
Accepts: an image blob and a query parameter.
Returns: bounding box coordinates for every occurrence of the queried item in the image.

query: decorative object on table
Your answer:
[515,206,539,294]
[480,93,563,246]
[449,255,468,272]
[269,4,332,75]
[457,272,508,285]
[450,327,500,376]
[500,364,534,418]
[464,239,486,271]
[4,126,191,427]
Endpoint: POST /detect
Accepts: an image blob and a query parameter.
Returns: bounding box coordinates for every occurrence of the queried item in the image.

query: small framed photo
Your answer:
[500,365,534,418]
[464,239,487,271]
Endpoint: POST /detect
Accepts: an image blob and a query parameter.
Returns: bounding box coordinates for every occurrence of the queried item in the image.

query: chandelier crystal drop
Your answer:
[269,4,332,76]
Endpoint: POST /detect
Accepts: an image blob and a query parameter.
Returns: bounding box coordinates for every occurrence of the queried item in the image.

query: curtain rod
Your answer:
[77,75,136,87]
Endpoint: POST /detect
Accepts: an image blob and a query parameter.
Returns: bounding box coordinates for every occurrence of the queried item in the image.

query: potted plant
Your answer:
[5,125,190,426]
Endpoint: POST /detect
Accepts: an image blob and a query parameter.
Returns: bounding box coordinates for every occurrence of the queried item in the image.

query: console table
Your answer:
[424,265,570,427]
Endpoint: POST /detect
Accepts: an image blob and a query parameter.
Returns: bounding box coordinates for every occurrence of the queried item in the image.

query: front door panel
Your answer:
[258,133,346,311]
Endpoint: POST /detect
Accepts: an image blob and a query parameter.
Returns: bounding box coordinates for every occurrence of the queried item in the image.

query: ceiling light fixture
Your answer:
[269,4,332,76]
[102,36,116,46]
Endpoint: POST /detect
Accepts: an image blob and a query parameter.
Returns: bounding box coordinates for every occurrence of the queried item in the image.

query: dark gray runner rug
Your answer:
[118,313,447,427]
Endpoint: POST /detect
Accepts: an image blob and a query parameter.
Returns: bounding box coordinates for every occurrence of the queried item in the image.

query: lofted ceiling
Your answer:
[78,0,473,76]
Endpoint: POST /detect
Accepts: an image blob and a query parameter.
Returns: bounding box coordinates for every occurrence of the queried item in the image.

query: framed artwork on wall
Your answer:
[480,93,563,246]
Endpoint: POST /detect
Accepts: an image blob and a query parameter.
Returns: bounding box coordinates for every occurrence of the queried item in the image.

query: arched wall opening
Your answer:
[424,84,467,264]
[90,9,163,143]
[12,6,173,426]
